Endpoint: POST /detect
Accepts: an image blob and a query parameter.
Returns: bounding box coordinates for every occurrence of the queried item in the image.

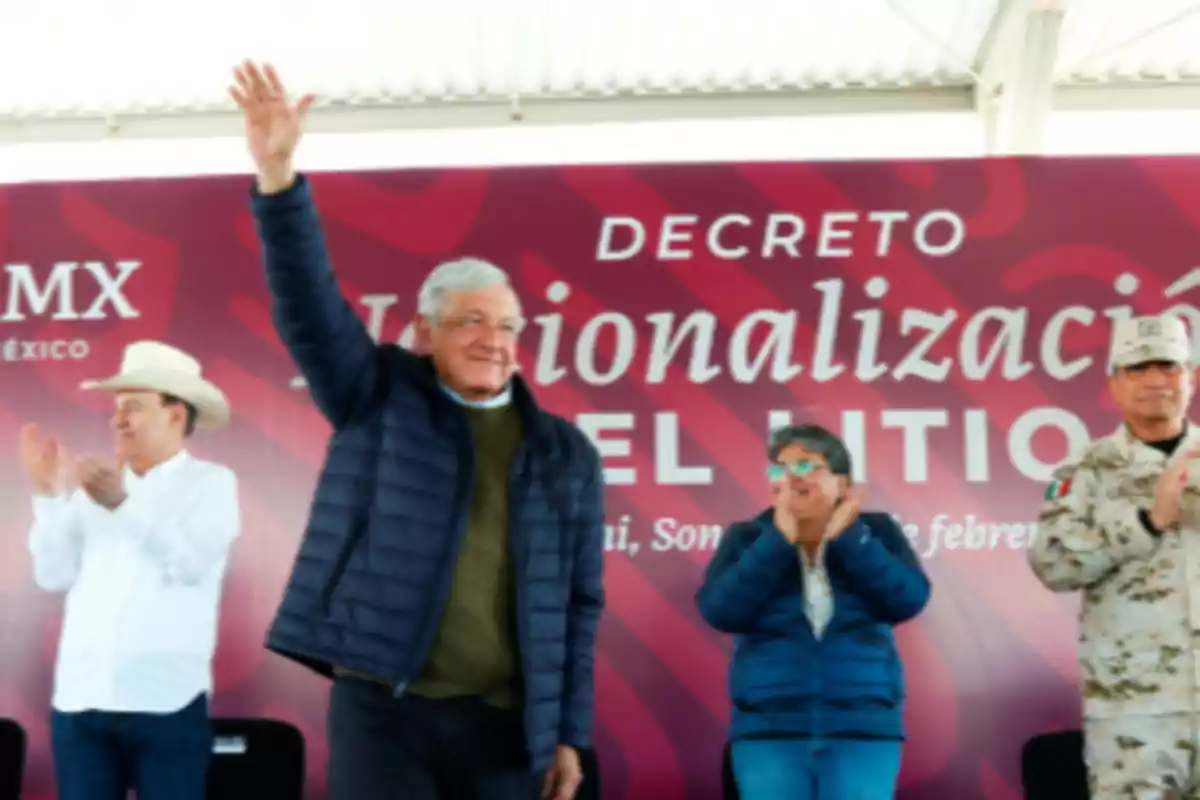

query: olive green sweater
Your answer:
[408,402,524,708]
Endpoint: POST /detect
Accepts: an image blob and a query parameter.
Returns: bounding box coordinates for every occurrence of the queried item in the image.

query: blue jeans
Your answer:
[50,693,212,800]
[732,737,902,800]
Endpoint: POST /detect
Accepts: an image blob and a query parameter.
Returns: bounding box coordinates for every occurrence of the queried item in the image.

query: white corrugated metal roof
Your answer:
[0,0,1194,148]
[0,0,995,116]
[1055,0,1200,83]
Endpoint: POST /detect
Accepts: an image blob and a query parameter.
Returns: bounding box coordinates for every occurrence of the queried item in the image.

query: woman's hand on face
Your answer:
[773,482,804,544]
[826,486,866,540]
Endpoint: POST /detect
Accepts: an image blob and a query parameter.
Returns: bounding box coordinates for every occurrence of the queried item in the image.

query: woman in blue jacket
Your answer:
[697,424,931,799]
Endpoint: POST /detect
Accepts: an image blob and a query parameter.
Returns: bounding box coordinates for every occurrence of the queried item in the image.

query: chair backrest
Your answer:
[1021,729,1087,800]
[0,719,26,800]
[206,718,305,800]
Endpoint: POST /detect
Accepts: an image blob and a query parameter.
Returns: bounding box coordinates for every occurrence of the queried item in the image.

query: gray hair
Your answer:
[767,424,852,476]
[416,257,517,319]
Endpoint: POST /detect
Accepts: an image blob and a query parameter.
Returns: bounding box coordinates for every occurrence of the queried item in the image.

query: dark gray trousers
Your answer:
[326,676,541,800]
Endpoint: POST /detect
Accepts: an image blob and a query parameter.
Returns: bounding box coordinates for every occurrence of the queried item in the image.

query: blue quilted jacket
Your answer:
[697,510,930,741]
[252,177,606,768]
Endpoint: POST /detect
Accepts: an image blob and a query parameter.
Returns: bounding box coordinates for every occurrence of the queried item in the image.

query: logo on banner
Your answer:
[0,260,142,363]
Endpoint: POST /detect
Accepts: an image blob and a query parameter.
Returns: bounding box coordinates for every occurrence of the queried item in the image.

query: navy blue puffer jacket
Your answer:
[252,177,606,769]
[697,510,930,742]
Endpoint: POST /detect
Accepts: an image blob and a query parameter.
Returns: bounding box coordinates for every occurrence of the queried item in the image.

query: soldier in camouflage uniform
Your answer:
[1030,313,1200,799]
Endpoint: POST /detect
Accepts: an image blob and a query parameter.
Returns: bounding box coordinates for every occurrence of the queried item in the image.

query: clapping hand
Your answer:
[1150,444,1200,530]
[772,480,805,544]
[76,454,126,510]
[19,423,69,496]
[826,486,866,540]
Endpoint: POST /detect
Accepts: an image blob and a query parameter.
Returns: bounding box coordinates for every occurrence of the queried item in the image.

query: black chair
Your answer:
[722,741,739,799]
[1021,729,1087,800]
[206,718,305,800]
[0,719,25,800]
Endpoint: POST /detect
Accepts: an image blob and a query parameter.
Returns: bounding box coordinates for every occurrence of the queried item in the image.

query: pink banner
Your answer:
[4,156,1198,798]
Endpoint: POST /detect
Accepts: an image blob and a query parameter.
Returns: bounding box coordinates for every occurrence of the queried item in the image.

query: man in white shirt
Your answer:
[20,340,239,800]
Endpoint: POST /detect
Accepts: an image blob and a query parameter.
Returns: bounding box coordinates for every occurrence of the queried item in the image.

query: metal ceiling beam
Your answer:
[0,86,974,144]
[1055,80,1200,111]
[972,0,1026,151]
[0,77,1197,147]
[973,0,1067,155]
[996,1,1066,154]
[975,0,1033,94]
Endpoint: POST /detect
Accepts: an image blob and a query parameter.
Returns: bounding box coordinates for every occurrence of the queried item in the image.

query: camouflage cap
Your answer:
[1108,314,1192,372]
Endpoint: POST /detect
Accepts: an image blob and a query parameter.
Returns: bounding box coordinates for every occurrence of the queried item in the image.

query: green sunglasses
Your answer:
[766,461,828,482]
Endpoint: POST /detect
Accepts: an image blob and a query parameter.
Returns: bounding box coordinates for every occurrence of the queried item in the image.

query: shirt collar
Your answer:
[125,449,189,483]
[798,538,829,569]
[439,381,512,409]
[1113,420,1200,461]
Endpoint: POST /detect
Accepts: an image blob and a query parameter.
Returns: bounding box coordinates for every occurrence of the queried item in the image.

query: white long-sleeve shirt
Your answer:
[28,450,240,714]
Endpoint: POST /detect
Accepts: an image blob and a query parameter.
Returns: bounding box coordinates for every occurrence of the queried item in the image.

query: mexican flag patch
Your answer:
[1045,478,1072,501]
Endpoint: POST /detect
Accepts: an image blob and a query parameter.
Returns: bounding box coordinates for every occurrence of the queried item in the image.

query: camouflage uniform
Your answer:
[1030,315,1200,799]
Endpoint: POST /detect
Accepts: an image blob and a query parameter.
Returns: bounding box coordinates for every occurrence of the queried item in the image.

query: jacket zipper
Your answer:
[393,416,478,697]
[320,520,369,616]
[508,445,534,742]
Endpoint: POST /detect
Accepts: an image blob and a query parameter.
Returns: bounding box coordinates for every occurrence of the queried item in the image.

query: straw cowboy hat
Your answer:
[79,340,231,429]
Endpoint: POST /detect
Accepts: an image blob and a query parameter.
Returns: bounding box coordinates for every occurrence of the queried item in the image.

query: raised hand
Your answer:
[228,60,315,194]
[19,423,66,495]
